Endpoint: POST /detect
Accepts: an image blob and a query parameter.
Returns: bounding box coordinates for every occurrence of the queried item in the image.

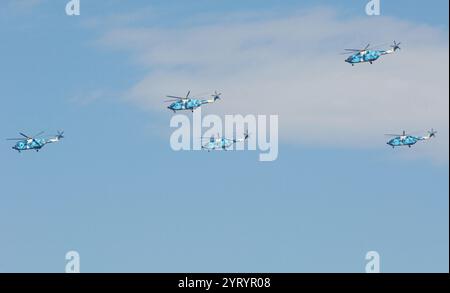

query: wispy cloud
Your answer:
[97,8,449,163]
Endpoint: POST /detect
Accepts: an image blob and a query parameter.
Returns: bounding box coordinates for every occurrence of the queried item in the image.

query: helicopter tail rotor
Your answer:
[428,128,437,138]
[391,40,401,51]
[211,91,222,101]
[56,130,65,140]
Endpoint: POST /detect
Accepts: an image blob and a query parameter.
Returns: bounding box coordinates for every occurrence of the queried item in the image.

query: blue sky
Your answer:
[0,0,448,272]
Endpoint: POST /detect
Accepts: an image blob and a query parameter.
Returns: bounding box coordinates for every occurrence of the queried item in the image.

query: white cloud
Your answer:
[98,8,449,163]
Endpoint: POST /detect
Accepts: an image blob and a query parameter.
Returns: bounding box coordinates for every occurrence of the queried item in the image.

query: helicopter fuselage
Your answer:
[12,139,47,152]
[345,50,388,65]
[387,136,425,148]
[168,99,209,112]
[10,134,63,153]
[202,138,235,151]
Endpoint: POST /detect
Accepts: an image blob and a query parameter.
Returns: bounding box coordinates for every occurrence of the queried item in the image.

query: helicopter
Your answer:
[165,90,221,113]
[7,131,64,152]
[343,41,401,66]
[385,129,436,148]
[201,131,249,151]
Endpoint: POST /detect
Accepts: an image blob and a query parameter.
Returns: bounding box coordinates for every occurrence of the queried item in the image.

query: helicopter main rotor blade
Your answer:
[166,95,183,99]
[385,134,412,137]
[19,133,31,139]
[6,138,24,141]
[344,44,371,52]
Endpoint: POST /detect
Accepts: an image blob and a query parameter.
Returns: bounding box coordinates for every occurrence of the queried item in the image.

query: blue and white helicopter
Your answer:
[201,131,249,151]
[385,129,436,148]
[165,91,221,113]
[7,131,64,152]
[343,41,401,66]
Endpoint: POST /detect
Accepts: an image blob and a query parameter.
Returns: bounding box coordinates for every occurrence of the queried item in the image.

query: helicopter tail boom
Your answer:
[47,131,65,143]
